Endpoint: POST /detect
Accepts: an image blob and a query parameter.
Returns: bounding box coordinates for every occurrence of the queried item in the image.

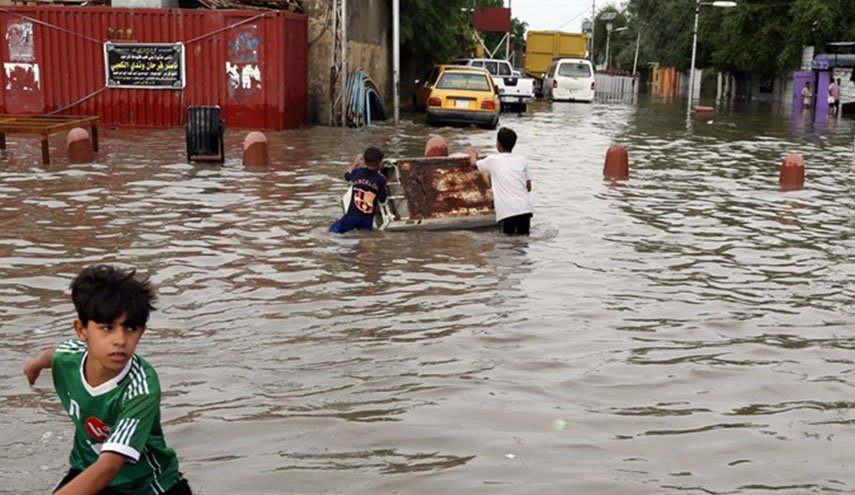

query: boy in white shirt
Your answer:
[467,127,534,236]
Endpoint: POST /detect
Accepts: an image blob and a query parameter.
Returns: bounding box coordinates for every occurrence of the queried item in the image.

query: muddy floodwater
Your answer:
[1,97,853,495]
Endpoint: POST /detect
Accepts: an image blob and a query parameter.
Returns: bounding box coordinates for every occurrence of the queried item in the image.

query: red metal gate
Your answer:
[0,7,307,129]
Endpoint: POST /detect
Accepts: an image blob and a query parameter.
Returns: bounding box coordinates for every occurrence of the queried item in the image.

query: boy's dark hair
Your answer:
[363,147,385,169]
[71,265,157,328]
[497,127,517,152]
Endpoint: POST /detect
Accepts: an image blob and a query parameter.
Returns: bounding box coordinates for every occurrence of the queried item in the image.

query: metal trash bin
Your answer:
[185,106,225,163]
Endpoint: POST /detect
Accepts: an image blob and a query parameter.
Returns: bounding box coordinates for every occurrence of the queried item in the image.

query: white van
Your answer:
[544,58,595,103]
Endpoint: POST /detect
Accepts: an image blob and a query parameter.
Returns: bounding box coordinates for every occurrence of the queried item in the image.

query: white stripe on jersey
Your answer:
[120,419,139,445]
[125,362,142,401]
[143,451,166,494]
[108,418,130,444]
[56,341,87,353]
[109,418,139,446]
[124,358,150,401]
[137,361,150,395]
[107,418,128,444]
[145,448,163,475]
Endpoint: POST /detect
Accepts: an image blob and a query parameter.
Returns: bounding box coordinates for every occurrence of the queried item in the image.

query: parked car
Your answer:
[423,66,500,129]
[543,58,595,103]
[454,58,536,111]
[524,31,588,96]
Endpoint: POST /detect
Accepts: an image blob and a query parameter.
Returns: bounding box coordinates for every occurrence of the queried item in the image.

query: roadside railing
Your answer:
[595,71,639,103]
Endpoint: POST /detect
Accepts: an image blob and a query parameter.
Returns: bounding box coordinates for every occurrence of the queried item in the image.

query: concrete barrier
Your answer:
[66,127,95,163]
[603,145,629,180]
[424,136,449,157]
[242,132,269,167]
[779,153,805,191]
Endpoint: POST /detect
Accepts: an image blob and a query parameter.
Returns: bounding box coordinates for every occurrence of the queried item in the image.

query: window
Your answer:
[498,63,511,76]
[484,61,498,75]
[428,68,440,84]
[558,63,592,78]
[436,72,492,91]
[472,60,484,67]
[546,62,557,78]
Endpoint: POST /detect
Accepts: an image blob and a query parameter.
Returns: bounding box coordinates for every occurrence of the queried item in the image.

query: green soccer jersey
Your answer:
[51,339,181,495]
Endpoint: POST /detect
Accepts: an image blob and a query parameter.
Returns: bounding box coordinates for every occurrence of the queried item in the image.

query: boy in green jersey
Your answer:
[23,265,192,495]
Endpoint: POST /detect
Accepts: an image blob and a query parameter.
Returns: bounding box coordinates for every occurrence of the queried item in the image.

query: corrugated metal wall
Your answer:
[0,7,307,129]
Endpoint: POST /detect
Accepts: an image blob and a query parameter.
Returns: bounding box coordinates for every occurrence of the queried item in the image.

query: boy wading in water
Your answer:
[468,127,534,236]
[330,146,388,234]
[23,265,192,495]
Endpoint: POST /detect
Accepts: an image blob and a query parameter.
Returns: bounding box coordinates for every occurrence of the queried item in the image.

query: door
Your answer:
[415,67,439,110]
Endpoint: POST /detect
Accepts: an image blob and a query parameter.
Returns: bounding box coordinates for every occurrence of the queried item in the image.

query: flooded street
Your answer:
[1,97,853,494]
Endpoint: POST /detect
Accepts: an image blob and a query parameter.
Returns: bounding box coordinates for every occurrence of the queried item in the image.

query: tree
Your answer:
[401,0,528,64]
[400,0,471,64]
[630,0,855,75]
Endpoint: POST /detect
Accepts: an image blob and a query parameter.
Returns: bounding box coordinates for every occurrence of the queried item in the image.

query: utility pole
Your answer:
[632,32,640,76]
[605,22,612,70]
[506,0,512,61]
[341,0,347,127]
[687,0,699,117]
[329,0,337,126]
[590,0,596,63]
[393,0,400,125]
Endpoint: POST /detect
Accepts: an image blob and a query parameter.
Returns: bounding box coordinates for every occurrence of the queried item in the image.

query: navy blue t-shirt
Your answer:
[344,168,388,221]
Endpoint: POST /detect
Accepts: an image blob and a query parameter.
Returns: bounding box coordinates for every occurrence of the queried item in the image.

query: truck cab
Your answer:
[454,58,535,111]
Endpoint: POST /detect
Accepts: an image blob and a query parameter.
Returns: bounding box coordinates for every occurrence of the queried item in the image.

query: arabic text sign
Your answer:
[104,43,185,89]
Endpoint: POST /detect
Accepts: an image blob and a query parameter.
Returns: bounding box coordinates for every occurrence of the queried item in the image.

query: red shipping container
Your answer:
[0,7,307,129]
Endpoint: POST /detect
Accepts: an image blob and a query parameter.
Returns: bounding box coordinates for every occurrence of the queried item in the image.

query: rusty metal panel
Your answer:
[1,17,44,113]
[0,6,307,129]
[472,7,510,33]
[394,156,494,220]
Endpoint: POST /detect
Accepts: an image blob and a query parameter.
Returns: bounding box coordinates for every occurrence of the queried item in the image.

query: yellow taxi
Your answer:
[413,65,446,111]
[416,65,500,129]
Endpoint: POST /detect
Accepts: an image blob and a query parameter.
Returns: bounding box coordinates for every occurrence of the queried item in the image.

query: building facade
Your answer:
[305,0,391,124]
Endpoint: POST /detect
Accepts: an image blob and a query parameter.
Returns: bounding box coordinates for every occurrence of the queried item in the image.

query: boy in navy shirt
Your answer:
[330,147,388,233]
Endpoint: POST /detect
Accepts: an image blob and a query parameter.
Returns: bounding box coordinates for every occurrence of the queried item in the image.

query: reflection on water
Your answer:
[1,96,853,494]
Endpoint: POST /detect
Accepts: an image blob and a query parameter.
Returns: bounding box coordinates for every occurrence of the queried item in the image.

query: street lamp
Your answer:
[599,11,617,69]
[606,25,628,71]
[687,0,737,114]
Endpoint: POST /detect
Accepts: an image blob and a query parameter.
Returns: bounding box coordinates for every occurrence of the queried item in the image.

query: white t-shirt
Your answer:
[476,153,533,222]
[801,86,812,107]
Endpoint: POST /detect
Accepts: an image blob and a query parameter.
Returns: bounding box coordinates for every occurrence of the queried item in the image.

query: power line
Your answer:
[554,5,591,30]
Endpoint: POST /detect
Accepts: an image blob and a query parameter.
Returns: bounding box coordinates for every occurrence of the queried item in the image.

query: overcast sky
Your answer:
[507,0,603,32]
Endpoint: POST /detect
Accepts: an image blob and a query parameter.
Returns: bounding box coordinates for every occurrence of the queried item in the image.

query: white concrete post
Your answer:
[393,0,400,125]
[341,0,347,127]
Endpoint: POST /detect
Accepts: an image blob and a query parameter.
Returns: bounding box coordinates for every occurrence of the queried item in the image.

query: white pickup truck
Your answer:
[454,58,536,111]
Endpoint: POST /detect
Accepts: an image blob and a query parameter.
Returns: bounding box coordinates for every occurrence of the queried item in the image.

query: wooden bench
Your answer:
[0,114,99,165]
